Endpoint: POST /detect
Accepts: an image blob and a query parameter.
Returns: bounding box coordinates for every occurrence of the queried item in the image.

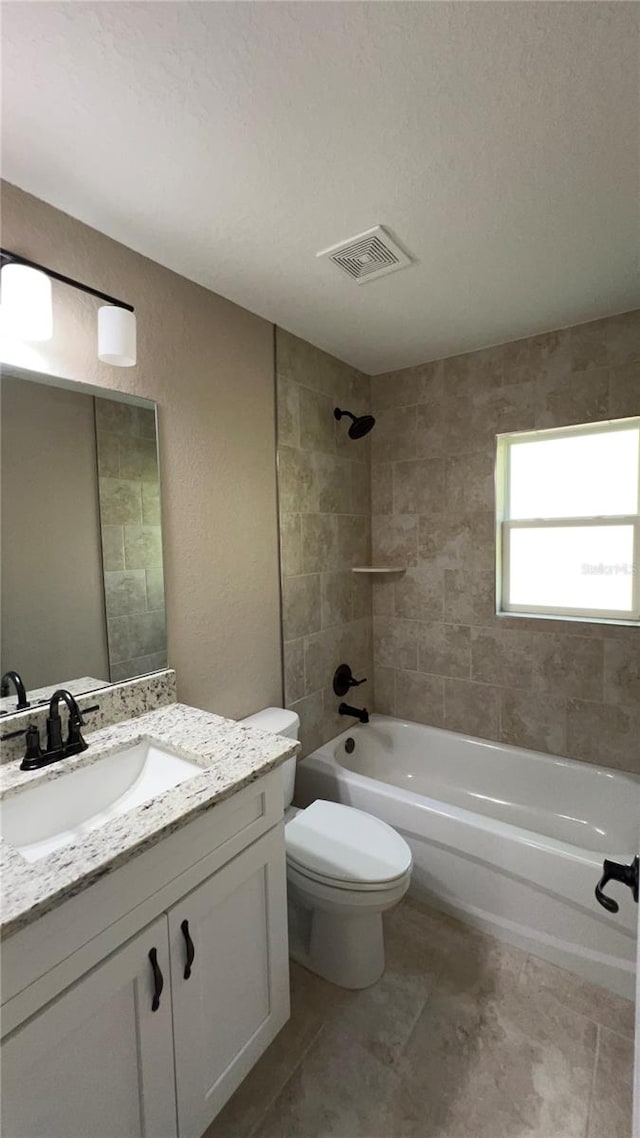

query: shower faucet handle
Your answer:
[333,664,367,698]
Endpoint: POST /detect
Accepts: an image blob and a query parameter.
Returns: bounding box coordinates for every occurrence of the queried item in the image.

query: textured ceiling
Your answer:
[2,1,639,373]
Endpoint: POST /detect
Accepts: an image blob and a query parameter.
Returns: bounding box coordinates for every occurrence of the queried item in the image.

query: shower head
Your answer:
[334,407,376,440]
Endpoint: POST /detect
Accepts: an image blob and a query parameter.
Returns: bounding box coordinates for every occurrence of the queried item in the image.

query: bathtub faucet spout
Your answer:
[338,702,369,724]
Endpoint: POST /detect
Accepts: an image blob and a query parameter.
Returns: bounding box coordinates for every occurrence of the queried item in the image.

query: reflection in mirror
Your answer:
[0,368,167,716]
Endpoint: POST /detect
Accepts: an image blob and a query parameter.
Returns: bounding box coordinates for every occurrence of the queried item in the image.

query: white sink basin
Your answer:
[1,741,202,863]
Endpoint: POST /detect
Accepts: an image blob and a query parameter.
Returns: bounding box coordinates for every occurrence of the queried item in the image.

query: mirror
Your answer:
[1,366,167,717]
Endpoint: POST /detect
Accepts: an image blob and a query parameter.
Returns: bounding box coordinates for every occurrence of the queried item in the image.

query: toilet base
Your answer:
[289,898,385,989]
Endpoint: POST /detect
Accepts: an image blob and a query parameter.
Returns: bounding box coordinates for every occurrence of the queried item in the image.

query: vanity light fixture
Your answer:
[0,261,52,341]
[0,248,137,367]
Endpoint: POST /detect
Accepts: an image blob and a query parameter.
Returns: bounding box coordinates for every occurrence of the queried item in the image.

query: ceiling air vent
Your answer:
[316,225,412,284]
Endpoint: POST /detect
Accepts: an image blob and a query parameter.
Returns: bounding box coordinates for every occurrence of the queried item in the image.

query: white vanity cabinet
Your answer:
[170,827,289,1138]
[1,771,290,1138]
[2,914,177,1138]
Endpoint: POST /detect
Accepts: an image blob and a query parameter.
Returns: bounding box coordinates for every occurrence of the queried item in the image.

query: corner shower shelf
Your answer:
[351,566,406,575]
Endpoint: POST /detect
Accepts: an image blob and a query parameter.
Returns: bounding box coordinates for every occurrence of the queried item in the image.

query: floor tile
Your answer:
[587,1026,634,1138]
[520,953,635,1039]
[206,900,634,1138]
[253,1022,400,1138]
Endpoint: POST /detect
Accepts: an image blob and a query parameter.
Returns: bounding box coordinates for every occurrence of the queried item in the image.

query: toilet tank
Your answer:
[240,707,300,808]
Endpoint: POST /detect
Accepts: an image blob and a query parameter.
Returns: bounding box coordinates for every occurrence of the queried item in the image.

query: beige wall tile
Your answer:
[372,406,417,463]
[566,698,640,770]
[394,458,444,515]
[395,565,444,622]
[276,375,300,448]
[500,689,567,755]
[603,638,640,705]
[277,445,316,513]
[395,669,445,726]
[444,677,500,740]
[371,360,443,411]
[372,513,418,568]
[371,463,393,514]
[283,638,305,705]
[277,329,337,397]
[535,368,609,429]
[373,666,395,714]
[287,689,325,757]
[336,514,370,567]
[532,634,603,701]
[321,571,352,629]
[471,627,537,689]
[445,450,494,513]
[301,514,339,573]
[279,512,303,577]
[415,399,447,457]
[417,622,471,679]
[350,460,371,514]
[527,328,571,382]
[299,386,336,454]
[374,616,419,670]
[571,310,640,372]
[444,568,495,625]
[282,574,321,640]
[351,573,372,621]
[277,315,638,774]
[419,511,494,573]
[372,576,395,615]
[310,452,350,514]
[608,363,640,417]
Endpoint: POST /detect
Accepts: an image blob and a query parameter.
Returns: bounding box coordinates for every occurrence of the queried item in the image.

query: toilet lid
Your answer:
[285,800,412,886]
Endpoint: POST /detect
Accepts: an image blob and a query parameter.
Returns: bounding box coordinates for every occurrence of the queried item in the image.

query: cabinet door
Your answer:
[169,826,290,1138]
[1,916,177,1138]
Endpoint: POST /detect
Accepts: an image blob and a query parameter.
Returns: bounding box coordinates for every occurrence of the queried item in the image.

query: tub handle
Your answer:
[595,856,639,914]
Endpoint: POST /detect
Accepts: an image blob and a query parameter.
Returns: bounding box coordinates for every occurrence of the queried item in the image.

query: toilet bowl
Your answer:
[241,708,412,989]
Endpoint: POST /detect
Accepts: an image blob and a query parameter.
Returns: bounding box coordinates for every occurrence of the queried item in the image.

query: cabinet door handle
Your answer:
[148,947,164,1011]
[181,919,195,980]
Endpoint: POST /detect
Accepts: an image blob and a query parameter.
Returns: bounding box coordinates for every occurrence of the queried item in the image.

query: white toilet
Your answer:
[242,707,412,989]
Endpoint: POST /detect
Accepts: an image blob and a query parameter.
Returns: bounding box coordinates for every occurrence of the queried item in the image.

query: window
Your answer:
[496,417,640,624]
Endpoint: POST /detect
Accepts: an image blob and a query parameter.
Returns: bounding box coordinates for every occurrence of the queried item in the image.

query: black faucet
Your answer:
[17,690,99,772]
[1,670,30,710]
[338,702,369,724]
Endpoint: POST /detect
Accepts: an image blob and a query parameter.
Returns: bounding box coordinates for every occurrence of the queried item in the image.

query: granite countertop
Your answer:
[0,703,298,939]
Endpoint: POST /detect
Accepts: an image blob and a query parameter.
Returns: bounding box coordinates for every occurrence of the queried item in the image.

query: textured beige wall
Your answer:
[1,375,110,688]
[370,312,640,773]
[1,182,281,718]
[276,330,373,755]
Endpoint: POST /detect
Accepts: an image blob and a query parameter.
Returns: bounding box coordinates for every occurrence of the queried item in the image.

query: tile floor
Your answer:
[206,899,635,1138]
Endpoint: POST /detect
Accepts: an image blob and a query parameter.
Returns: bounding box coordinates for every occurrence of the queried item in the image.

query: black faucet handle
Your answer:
[24,724,43,761]
[333,664,368,698]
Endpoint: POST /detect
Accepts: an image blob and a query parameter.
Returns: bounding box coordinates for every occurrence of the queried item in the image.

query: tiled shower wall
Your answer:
[276,330,373,755]
[95,398,168,683]
[370,310,640,773]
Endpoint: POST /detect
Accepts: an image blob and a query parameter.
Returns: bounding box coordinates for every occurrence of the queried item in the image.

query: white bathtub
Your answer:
[295,715,640,999]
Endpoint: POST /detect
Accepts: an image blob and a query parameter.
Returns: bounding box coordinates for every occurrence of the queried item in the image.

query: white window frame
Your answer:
[495,416,640,626]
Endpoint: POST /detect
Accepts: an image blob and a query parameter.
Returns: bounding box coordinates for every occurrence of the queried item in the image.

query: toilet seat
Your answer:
[285,800,412,890]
